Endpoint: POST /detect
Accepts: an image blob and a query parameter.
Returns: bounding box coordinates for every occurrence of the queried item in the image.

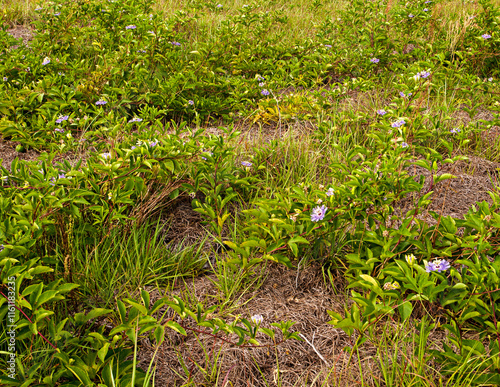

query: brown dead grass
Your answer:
[395,154,500,225]
[133,263,452,387]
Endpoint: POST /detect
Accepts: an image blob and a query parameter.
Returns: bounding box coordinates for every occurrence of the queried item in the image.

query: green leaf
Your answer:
[165,321,186,336]
[97,343,110,363]
[398,301,413,322]
[124,299,148,316]
[154,325,165,345]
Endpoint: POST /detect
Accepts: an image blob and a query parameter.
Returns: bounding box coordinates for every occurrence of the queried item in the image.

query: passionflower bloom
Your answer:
[311,205,327,222]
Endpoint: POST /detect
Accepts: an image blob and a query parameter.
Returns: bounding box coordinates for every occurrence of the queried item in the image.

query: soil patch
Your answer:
[395,155,500,224]
[7,26,33,47]
[134,264,444,386]
[0,138,40,170]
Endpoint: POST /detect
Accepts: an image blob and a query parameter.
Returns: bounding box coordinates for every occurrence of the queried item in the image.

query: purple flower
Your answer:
[324,44,332,49]
[423,8,430,12]
[258,82,265,87]
[409,14,414,18]
[251,314,263,324]
[425,261,436,273]
[125,25,137,30]
[370,57,380,63]
[326,187,335,196]
[149,140,158,147]
[311,205,327,222]
[54,12,61,16]
[241,161,252,167]
[131,145,136,150]
[436,260,451,272]
[35,7,42,11]
[420,71,431,78]
[424,1,432,3]
[171,41,181,46]
[257,76,265,81]
[401,142,409,148]
[55,115,69,124]
[42,57,50,65]
[391,120,406,128]
[216,4,223,8]
[426,259,450,273]
[482,34,492,40]
[95,100,107,105]
[101,152,111,159]
[58,173,66,179]
[54,128,65,133]
[128,117,143,123]
[188,100,194,105]
[377,109,387,115]
[450,128,461,134]
[2,77,7,81]
[137,49,147,53]
[261,89,270,96]
[0,244,4,252]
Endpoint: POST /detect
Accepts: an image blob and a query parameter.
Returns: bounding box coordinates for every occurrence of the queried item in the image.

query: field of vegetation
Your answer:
[1,0,500,385]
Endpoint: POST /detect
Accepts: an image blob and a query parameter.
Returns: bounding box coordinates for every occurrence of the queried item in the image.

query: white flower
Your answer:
[251,314,263,325]
[405,254,416,265]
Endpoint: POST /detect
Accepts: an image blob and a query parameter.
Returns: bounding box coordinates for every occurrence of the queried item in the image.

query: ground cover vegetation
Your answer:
[0,0,500,385]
